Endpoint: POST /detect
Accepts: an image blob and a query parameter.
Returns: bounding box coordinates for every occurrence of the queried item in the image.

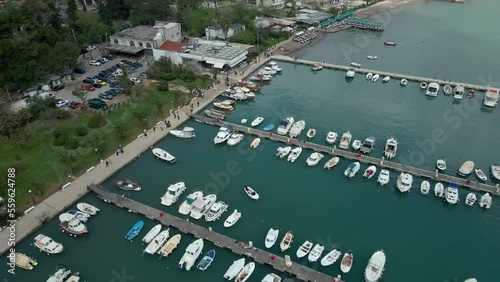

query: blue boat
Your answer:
[263,124,275,131]
[197,250,216,271]
[124,221,144,241]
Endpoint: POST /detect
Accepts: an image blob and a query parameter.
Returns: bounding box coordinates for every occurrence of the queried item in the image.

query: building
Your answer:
[294,9,333,25]
[205,23,246,40]
[258,0,286,9]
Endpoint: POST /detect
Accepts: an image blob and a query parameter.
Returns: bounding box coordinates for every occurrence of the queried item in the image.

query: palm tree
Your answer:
[218,16,231,41]
[152,95,166,117]
[132,109,149,129]
[171,90,185,106]
[200,74,211,89]
[61,151,78,175]
[211,68,220,80]
[186,82,198,97]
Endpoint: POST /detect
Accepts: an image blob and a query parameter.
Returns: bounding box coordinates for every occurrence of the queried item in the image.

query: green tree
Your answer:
[151,95,166,117]
[129,0,172,26]
[186,82,198,96]
[171,90,184,106]
[210,68,220,80]
[199,74,211,89]
[132,109,149,129]
[66,0,78,24]
[104,0,131,20]
[217,14,232,41]
[113,120,129,139]
[61,151,78,175]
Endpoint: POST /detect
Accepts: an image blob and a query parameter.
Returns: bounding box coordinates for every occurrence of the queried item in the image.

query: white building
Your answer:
[205,23,246,40]
[258,0,286,9]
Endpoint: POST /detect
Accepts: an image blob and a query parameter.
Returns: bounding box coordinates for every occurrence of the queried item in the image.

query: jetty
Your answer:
[88,184,336,282]
[274,55,489,92]
[191,115,500,196]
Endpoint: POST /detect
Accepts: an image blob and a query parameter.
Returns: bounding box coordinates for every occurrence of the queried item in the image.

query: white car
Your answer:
[86,45,96,51]
[55,100,70,108]
[89,60,101,66]
[100,57,109,63]
[130,77,140,85]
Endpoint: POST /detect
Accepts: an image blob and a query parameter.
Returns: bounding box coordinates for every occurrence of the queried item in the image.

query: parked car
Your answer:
[107,89,120,97]
[81,83,95,91]
[131,62,143,68]
[103,54,115,60]
[98,71,111,77]
[69,102,83,109]
[51,84,65,91]
[98,93,113,100]
[72,89,87,96]
[100,57,109,63]
[96,76,112,83]
[106,68,117,73]
[39,92,55,99]
[120,59,133,65]
[89,60,101,66]
[93,80,107,86]
[83,78,94,84]
[92,82,102,88]
[74,67,86,74]
[86,45,96,51]
[114,86,124,92]
[130,77,140,85]
[109,81,120,88]
[139,71,147,78]
[55,100,71,108]
[87,98,107,109]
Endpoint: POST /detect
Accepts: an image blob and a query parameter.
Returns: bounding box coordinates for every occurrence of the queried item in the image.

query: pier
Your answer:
[273,55,490,92]
[192,115,500,196]
[88,184,337,282]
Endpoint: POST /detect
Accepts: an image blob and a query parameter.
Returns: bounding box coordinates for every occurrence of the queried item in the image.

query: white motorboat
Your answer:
[453,84,465,99]
[241,118,247,124]
[235,262,255,282]
[144,229,170,255]
[224,258,245,280]
[34,234,64,254]
[158,234,181,258]
[312,65,323,71]
[458,161,474,176]
[464,279,478,282]
[14,252,38,270]
[179,238,204,271]
[59,210,89,223]
[363,165,377,179]
[364,250,386,282]
[434,183,445,198]
[465,193,477,206]
[65,273,80,282]
[350,62,361,68]
[47,268,71,282]
[296,241,313,258]
[479,192,492,209]
[382,76,390,83]
[265,228,279,248]
[250,138,261,149]
[400,78,408,86]
[287,147,302,162]
[227,133,244,146]
[306,128,316,138]
[152,148,176,163]
[262,273,282,282]
[205,201,228,222]
[346,68,356,78]
[420,82,428,89]
[142,224,162,244]
[352,139,362,150]
[161,182,186,206]
[324,157,340,170]
[445,186,459,205]
[308,244,325,262]
[76,202,99,215]
[483,88,500,107]
[396,173,413,192]
[437,158,447,171]
[280,231,294,252]
[306,152,324,166]
[340,252,354,273]
[224,209,241,227]
[443,84,452,95]
[344,162,360,179]
[371,74,380,82]
[426,82,440,97]
[383,138,397,159]
[170,127,196,138]
[339,131,352,149]
[178,191,203,215]
[377,170,390,186]
[360,136,375,154]
[326,131,338,144]
[276,146,292,158]
[59,218,87,236]
[251,117,264,127]
[420,181,430,195]
[320,248,342,266]
[474,169,487,181]
[491,165,500,181]
[366,73,373,80]
[367,56,378,60]
[214,126,234,144]
[277,117,294,135]
[244,186,259,200]
[289,120,306,137]
[190,194,217,219]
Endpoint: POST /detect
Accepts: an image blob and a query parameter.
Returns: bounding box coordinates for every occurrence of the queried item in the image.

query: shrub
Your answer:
[53,129,62,138]
[88,114,106,129]
[64,137,80,150]
[75,126,88,136]
[160,72,177,81]
[53,109,71,120]
[53,134,67,146]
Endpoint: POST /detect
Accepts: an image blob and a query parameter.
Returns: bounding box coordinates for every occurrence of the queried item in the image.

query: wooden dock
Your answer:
[88,184,337,282]
[192,115,500,196]
[272,55,489,92]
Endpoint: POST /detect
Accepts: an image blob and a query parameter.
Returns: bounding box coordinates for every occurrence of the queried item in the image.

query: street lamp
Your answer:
[95,148,101,161]
[28,190,35,205]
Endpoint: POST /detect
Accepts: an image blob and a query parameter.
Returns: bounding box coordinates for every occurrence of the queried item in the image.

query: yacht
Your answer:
[227,133,244,146]
[265,228,279,248]
[179,238,204,271]
[34,234,64,254]
[339,131,352,149]
[326,132,338,144]
[360,136,375,154]
[161,182,186,206]
[465,193,477,206]
[479,193,492,209]
[364,250,386,282]
[453,84,465,99]
[443,84,452,95]
[420,181,430,195]
[158,234,181,258]
[437,157,446,171]
[214,126,233,144]
[366,73,373,80]
[320,248,342,266]
[190,194,217,219]
[308,244,325,262]
[346,68,356,78]
[170,127,196,138]
[434,183,445,198]
[289,120,306,137]
[205,201,228,222]
[296,241,313,258]
[276,146,292,158]
[371,74,380,82]
[377,170,390,186]
[425,82,440,97]
[235,262,255,282]
[223,209,241,227]
[458,161,474,176]
[224,258,245,280]
[287,147,302,162]
[178,191,203,215]
[445,185,459,205]
[351,139,362,150]
[491,165,500,181]
[251,117,264,127]
[324,157,340,170]
[144,229,170,255]
[262,273,282,282]
[306,152,324,166]
[47,268,71,282]
[142,224,161,244]
[400,78,408,86]
[383,138,397,159]
[396,173,413,192]
[344,162,360,179]
[59,218,88,236]
[363,166,377,180]
[483,88,499,107]
[280,231,294,252]
[277,117,294,135]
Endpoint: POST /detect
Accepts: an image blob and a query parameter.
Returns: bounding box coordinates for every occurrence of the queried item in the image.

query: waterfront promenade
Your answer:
[88,184,336,282]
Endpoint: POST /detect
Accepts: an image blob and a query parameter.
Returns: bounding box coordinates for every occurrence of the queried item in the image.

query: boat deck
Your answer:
[88,184,335,282]
[192,115,500,196]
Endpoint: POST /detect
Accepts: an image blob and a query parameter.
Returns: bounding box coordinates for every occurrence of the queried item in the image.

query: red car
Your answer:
[81,83,95,91]
[106,68,117,73]
[69,102,83,109]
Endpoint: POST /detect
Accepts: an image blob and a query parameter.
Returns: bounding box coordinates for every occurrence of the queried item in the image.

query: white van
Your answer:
[38,92,55,99]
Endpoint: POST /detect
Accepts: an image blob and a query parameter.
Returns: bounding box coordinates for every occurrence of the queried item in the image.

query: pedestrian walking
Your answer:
[105,160,109,167]
[120,148,124,154]
[160,125,164,131]
[116,149,119,156]
[143,129,148,137]
[108,159,112,165]
[197,101,200,107]
[153,126,156,132]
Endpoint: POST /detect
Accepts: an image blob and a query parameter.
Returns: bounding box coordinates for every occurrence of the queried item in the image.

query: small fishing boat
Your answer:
[197,250,216,271]
[265,228,279,248]
[14,253,38,270]
[280,231,294,252]
[351,139,362,150]
[262,273,282,282]
[326,131,338,144]
[346,68,356,78]
[445,184,459,205]
[142,224,162,244]
[205,201,228,222]
[363,165,377,180]
[244,186,259,200]
[213,102,234,111]
[384,41,396,46]
[312,64,323,71]
[76,202,99,215]
[287,147,302,162]
[251,117,264,127]
[420,181,430,195]
[454,84,465,99]
[377,169,390,186]
[426,82,440,97]
[306,128,316,138]
[152,148,176,163]
[397,173,413,192]
[178,191,203,215]
[223,258,245,280]
[235,262,255,282]
[158,234,181,257]
[344,162,360,179]
[465,193,477,206]
[350,62,361,68]
[366,73,373,80]
[306,152,324,166]
[34,234,64,254]
[65,273,80,282]
[223,209,241,227]
[443,84,452,95]
[170,127,196,139]
[367,55,378,60]
[420,82,428,89]
[371,74,380,82]
[276,146,292,158]
[250,138,261,149]
[437,158,446,171]
[308,244,325,262]
[125,221,144,241]
[178,238,204,271]
[113,179,141,191]
[47,268,71,282]
[161,182,187,206]
[296,241,313,258]
[491,165,500,181]
[340,252,353,273]
[204,109,225,120]
[263,124,275,131]
[339,131,352,149]
[475,168,487,181]
[144,229,170,255]
[434,183,445,198]
[241,118,247,124]
[227,133,244,146]
[479,193,492,209]
[324,157,340,170]
[63,210,90,222]
[382,76,391,83]
[59,218,88,236]
[400,78,408,86]
[320,248,342,266]
[364,250,386,282]
[458,161,475,176]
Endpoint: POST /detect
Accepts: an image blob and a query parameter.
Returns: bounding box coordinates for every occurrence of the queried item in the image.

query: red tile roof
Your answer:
[158,41,187,52]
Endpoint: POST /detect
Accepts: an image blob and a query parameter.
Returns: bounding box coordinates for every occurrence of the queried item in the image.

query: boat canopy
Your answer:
[449,183,458,188]
[192,198,206,210]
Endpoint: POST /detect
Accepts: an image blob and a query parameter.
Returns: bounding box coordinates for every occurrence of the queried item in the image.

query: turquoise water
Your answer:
[4,1,500,281]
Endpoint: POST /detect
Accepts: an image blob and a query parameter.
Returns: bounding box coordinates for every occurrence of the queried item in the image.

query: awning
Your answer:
[105,45,144,55]
[213,62,225,69]
[205,59,217,65]
[229,57,246,68]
